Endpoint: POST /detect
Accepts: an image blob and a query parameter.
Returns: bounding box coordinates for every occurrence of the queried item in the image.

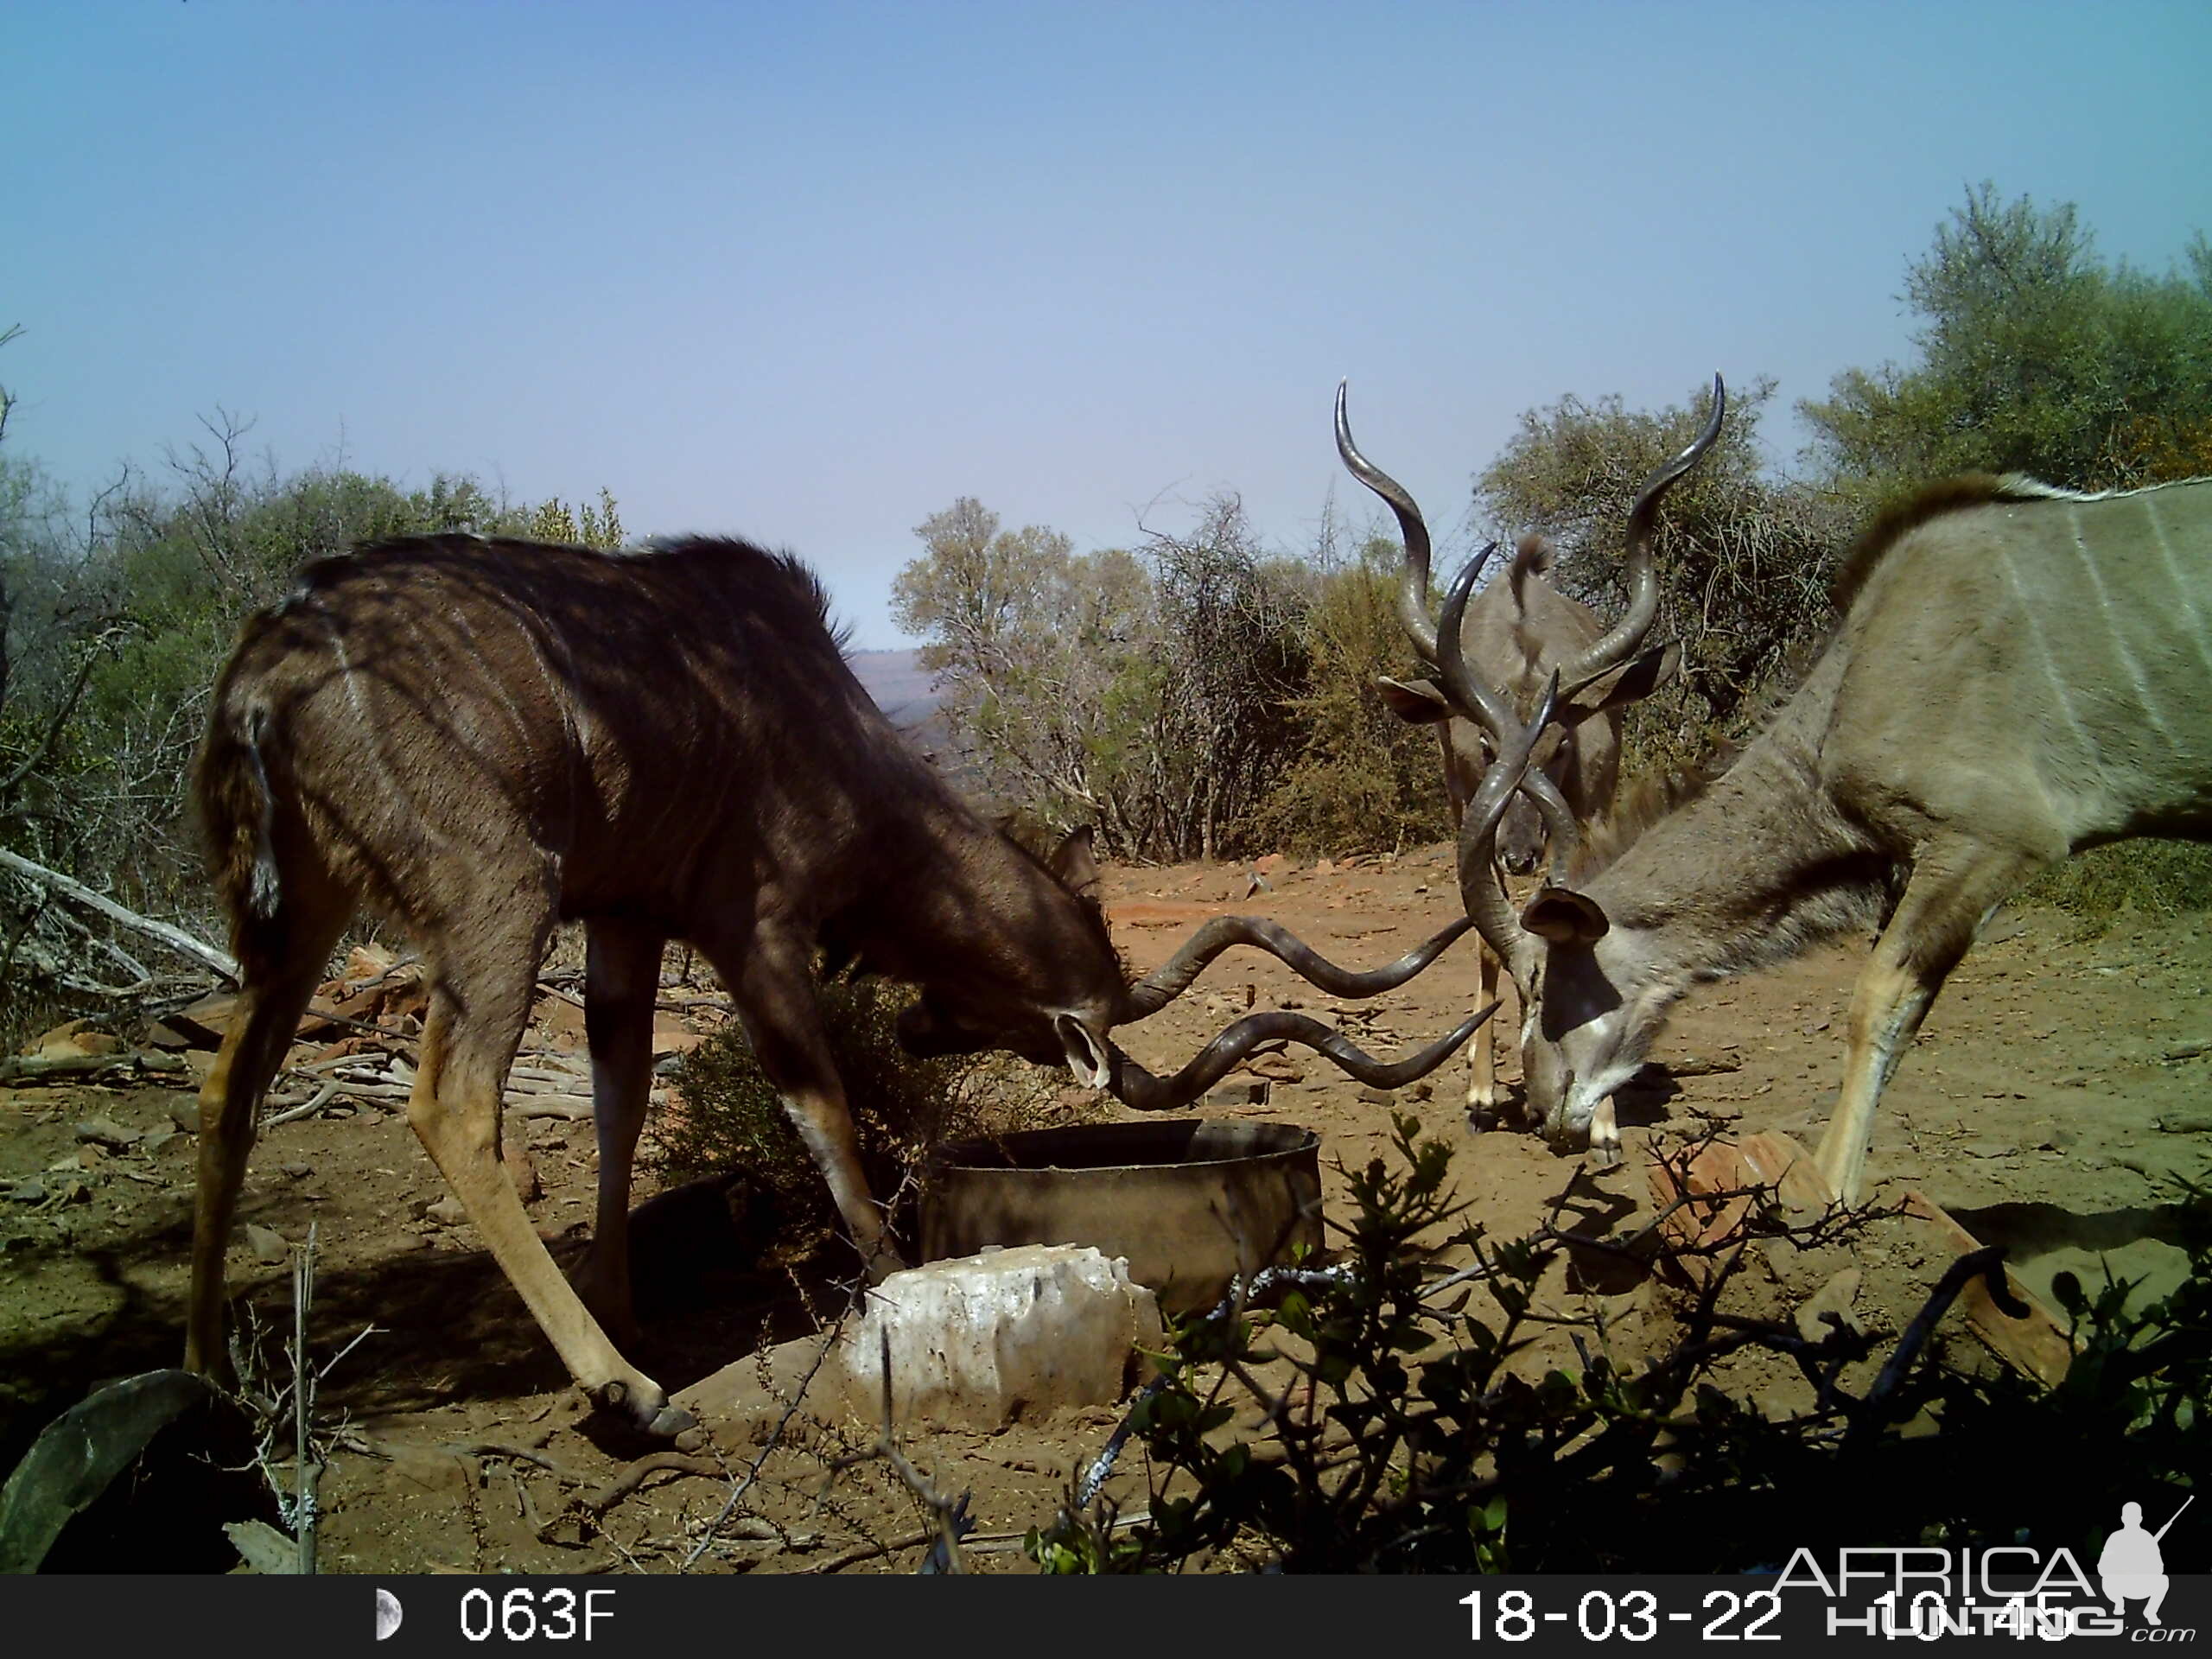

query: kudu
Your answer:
[1334,378,1721,1128]
[189,532,1491,1438]
[1441,472,2212,1202]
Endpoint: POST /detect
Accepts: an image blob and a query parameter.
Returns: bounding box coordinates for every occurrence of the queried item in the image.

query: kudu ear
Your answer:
[1048,824,1103,901]
[1376,675,1453,726]
[1561,641,1681,723]
[1522,887,1609,944]
[1056,1014,1112,1089]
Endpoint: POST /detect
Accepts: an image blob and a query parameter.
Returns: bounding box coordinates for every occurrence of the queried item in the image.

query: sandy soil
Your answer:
[2,845,2207,1573]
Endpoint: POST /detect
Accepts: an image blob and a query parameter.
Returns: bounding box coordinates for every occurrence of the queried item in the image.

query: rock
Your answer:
[503,1134,540,1204]
[246,1224,290,1265]
[1668,1052,1745,1078]
[421,1195,469,1228]
[277,1163,312,1180]
[1357,1085,1396,1105]
[21,1019,122,1062]
[1795,1268,1865,1342]
[73,1118,143,1151]
[167,1102,200,1135]
[6,1179,47,1205]
[1204,1078,1269,1109]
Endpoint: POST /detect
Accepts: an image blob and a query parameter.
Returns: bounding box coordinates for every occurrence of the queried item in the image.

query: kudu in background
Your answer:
[1335,378,1721,1128]
[190,533,1487,1437]
[1446,473,2212,1200]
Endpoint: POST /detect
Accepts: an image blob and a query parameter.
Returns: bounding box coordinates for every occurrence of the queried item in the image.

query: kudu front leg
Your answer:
[707,932,907,1282]
[1466,944,1502,1122]
[1815,841,2044,1205]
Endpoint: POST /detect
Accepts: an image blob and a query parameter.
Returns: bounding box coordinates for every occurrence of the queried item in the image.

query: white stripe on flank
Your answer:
[2064,503,2173,741]
[2140,493,2212,678]
[1996,544,2092,751]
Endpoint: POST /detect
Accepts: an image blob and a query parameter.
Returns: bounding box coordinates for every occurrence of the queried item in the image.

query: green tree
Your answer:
[1477,377,1848,769]
[1802,184,2212,495]
[892,499,1170,855]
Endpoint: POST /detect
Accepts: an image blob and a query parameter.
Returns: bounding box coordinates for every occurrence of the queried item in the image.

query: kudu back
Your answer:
[190,532,1490,1437]
[1335,379,1719,1125]
[1451,474,2212,1203]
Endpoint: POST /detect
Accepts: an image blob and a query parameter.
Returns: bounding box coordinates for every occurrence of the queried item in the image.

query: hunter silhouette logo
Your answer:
[2100,1497,2190,1627]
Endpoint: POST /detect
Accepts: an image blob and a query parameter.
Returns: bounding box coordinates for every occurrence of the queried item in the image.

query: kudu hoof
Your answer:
[588,1379,698,1443]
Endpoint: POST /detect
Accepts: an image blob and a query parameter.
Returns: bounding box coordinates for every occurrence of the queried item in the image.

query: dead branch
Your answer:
[584,1452,723,1515]
[0,846,238,979]
[0,1049,186,1084]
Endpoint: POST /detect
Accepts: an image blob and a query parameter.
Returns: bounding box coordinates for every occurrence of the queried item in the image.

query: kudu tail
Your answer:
[192,694,286,974]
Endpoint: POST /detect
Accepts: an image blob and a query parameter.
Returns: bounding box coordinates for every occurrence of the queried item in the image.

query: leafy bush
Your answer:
[1028,1119,2212,1573]
[654,975,1091,1256]
[1248,541,1450,856]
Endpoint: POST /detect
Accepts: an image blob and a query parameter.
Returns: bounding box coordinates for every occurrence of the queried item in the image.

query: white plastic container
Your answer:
[836,1244,1164,1428]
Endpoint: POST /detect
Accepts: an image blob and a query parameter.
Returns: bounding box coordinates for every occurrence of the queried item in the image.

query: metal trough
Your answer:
[920,1119,1324,1314]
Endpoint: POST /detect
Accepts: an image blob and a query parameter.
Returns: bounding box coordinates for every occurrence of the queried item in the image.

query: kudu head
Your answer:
[1336,381,1707,874]
[1405,378,1726,1143]
[887,823,1494,1112]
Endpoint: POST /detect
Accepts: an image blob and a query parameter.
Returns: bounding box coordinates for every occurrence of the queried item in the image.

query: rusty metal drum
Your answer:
[919,1120,1324,1315]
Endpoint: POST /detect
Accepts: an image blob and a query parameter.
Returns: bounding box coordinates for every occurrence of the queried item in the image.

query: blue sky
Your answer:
[7,2,2209,648]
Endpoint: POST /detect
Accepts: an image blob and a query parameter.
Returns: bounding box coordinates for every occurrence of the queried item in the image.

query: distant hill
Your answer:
[846,649,941,730]
[846,649,988,791]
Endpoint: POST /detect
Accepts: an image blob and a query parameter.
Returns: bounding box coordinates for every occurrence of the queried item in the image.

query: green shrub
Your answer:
[2022,841,2212,934]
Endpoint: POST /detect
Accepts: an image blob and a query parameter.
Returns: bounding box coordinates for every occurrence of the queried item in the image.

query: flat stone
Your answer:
[1204,1079,1268,1108]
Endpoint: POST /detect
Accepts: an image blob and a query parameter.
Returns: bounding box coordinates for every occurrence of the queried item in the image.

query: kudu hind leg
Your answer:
[186,904,349,1375]
[569,919,664,1345]
[405,957,690,1439]
[1815,842,2045,1205]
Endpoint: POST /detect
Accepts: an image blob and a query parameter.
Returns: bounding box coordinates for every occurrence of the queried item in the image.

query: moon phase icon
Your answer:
[375,1588,404,1641]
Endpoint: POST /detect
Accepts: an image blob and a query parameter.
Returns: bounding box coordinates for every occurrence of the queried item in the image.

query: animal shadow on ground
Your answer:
[0,1181,873,1475]
[1547,1166,1650,1295]
[1945,1198,2205,1264]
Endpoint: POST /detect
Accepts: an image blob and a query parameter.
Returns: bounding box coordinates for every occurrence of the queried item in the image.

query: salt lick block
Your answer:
[673,1243,1165,1435]
[841,1244,1166,1429]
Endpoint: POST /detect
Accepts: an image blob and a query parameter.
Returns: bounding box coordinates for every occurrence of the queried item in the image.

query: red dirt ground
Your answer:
[2,846,2206,1573]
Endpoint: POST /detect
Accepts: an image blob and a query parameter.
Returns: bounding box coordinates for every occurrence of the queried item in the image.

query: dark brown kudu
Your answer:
[1435,472,2212,1200]
[188,533,1492,1438]
[1335,378,1721,1137]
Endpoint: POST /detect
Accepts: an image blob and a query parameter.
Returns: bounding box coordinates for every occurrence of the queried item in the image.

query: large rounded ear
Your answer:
[1561,641,1681,722]
[1049,824,1102,901]
[1376,675,1453,725]
[1522,886,1609,944]
[1056,1014,1111,1089]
